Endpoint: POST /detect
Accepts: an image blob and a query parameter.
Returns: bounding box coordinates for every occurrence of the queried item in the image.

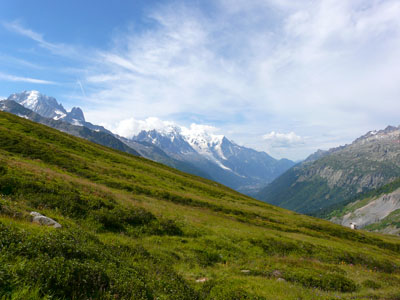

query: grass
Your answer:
[1,111,400,299]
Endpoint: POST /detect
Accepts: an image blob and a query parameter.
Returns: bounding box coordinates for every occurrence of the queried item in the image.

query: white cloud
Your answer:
[3,21,85,58]
[262,131,304,148]
[0,72,56,85]
[107,116,222,144]
[0,54,44,69]
[5,1,400,160]
[109,117,176,139]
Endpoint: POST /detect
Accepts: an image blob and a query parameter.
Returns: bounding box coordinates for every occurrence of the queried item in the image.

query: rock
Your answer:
[272,270,282,278]
[30,212,61,228]
[195,277,208,283]
[30,211,42,217]
[241,269,251,273]
[276,278,286,282]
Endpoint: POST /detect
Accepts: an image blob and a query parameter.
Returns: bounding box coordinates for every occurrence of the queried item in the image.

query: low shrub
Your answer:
[194,249,223,267]
[0,221,196,299]
[201,280,266,300]
[92,206,155,232]
[283,269,357,292]
[362,279,381,290]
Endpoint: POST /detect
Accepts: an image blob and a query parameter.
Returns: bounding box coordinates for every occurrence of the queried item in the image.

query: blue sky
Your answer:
[1,0,400,160]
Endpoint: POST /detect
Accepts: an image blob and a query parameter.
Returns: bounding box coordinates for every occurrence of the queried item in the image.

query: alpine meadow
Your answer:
[1,110,400,299]
[1,1,400,299]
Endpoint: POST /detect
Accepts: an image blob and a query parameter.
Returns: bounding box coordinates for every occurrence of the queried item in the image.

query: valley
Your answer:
[1,111,400,299]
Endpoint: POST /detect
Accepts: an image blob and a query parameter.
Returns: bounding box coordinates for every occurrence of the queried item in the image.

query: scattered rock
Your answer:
[195,277,208,283]
[272,270,282,278]
[30,212,61,228]
[276,278,286,282]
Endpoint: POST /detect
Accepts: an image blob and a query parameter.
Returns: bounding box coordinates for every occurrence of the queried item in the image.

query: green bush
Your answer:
[0,175,19,195]
[283,270,357,292]
[362,279,381,290]
[202,280,266,300]
[0,161,7,175]
[194,249,223,267]
[0,221,196,299]
[92,206,159,232]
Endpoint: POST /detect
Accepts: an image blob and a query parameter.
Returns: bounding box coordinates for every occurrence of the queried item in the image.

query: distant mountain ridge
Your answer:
[2,91,294,194]
[0,99,140,157]
[132,126,294,194]
[7,90,112,134]
[257,125,400,214]
[0,99,213,180]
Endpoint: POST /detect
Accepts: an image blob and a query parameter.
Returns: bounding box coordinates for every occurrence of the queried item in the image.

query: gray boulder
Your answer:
[30,212,61,228]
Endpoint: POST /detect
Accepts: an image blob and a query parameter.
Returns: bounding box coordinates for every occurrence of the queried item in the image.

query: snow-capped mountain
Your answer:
[132,126,294,194]
[8,90,75,122]
[1,92,213,181]
[4,90,295,195]
[7,91,110,134]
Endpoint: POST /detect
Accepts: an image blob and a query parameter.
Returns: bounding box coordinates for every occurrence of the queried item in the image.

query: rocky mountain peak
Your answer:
[69,107,85,122]
[355,125,400,144]
[8,90,67,120]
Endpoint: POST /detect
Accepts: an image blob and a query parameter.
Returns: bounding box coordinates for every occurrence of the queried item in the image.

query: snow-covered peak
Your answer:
[9,90,58,109]
[20,90,40,109]
[156,124,182,137]
[180,124,225,158]
[7,90,67,120]
[6,91,89,127]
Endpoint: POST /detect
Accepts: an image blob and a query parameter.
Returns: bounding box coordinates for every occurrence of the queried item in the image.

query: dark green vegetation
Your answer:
[257,128,400,214]
[1,111,400,299]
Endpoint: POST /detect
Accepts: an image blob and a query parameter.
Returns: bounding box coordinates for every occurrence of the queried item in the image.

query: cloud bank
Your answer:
[263,131,304,148]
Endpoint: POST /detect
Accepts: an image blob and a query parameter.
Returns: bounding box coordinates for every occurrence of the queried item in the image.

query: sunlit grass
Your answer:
[1,111,400,299]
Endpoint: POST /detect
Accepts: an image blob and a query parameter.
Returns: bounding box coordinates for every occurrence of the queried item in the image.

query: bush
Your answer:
[0,221,197,299]
[92,206,156,232]
[362,279,381,290]
[194,249,223,267]
[202,280,266,300]
[0,161,7,175]
[0,174,19,195]
[283,270,357,292]
[149,218,183,236]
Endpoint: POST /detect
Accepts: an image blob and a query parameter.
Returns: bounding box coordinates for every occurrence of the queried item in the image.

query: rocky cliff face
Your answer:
[331,188,400,228]
[257,125,400,214]
[330,185,400,235]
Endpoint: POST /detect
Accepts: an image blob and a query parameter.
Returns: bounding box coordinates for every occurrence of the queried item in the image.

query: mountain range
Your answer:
[2,109,400,299]
[131,126,294,194]
[257,125,400,216]
[3,91,399,234]
[1,90,294,194]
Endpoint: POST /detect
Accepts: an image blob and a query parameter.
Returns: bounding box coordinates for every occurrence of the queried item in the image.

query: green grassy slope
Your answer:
[1,111,400,299]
